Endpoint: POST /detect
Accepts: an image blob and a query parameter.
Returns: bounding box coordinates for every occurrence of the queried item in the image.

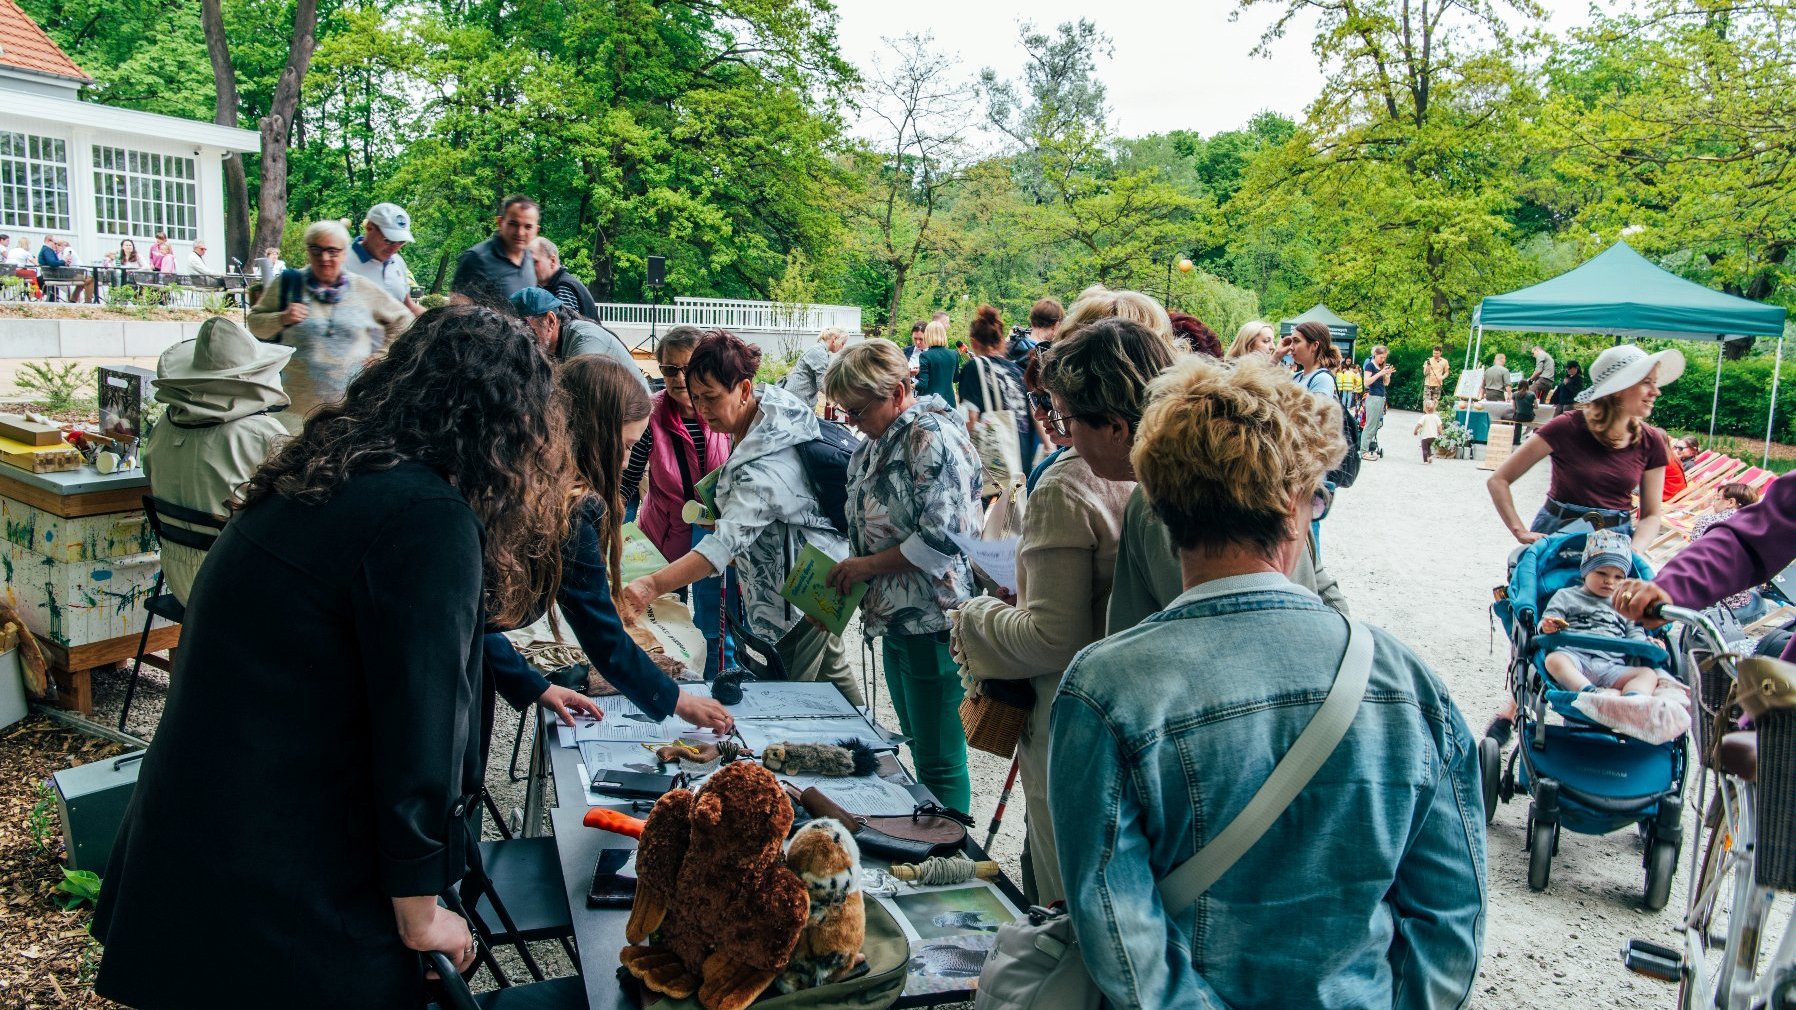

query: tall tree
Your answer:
[1229,0,1544,339]
[251,0,319,257]
[200,0,252,265]
[852,33,978,327]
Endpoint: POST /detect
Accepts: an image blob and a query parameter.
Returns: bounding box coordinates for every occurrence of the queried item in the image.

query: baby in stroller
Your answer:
[1539,529,1664,696]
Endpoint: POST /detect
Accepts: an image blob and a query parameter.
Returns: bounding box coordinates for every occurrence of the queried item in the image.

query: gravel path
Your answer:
[38,406,1789,1006]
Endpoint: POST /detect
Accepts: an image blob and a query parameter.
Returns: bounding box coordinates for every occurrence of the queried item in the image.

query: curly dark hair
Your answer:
[236,305,574,627]
[558,356,653,596]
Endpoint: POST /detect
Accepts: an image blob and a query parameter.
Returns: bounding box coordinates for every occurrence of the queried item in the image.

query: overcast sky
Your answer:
[831,0,1606,140]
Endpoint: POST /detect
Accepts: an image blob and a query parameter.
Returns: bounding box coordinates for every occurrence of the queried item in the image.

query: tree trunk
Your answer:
[250,0,320,258]
[885,263,908,333]
[199,0,252,266]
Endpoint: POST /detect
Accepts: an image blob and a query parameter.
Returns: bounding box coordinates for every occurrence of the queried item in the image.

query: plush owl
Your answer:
[776,817,868,992]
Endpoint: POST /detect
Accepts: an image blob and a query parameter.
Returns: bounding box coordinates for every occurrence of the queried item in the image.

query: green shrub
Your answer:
[15,360,94,412]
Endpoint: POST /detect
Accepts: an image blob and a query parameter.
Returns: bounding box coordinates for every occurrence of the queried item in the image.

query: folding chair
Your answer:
[724,604,788,681]
[121,496,226,732]
[454,791,576,987]
[426,950,585,1010]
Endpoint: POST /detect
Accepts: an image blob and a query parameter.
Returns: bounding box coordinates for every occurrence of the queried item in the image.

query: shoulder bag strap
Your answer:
[1156,617,1374,914]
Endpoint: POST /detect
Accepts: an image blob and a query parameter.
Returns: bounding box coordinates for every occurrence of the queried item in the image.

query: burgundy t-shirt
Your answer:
[1537,410,1669,510]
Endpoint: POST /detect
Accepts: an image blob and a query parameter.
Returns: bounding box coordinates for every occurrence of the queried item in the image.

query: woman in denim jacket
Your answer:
[1050,354,1485,1010]
[823,339,983,811]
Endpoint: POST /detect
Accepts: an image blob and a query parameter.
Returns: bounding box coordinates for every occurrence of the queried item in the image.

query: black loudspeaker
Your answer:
[646,255,666,288]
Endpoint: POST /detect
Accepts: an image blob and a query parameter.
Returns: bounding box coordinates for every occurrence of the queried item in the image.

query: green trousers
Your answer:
[882,632,971,813]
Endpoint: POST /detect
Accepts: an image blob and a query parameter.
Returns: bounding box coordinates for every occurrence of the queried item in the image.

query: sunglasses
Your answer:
[1027,391,1053,414]
[659,364,686,378]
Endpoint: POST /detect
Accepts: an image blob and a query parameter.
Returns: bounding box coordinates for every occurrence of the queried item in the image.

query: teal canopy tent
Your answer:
[1279,303,1360,361]
[1470,242,1790,463]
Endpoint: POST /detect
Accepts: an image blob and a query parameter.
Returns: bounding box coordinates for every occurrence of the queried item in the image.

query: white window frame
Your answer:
[0,131,72,232]
[92,145,198,242]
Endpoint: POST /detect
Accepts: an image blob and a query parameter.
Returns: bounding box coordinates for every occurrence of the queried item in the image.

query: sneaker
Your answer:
[1484,715,1514,747]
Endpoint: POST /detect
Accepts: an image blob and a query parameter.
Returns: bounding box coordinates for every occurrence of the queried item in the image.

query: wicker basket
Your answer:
[1755,709,1796,890]
[1690,650,1738,769]
[959,680,1034,758]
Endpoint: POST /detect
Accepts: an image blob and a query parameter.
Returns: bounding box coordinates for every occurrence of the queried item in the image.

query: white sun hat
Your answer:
[1575,344,1686,403]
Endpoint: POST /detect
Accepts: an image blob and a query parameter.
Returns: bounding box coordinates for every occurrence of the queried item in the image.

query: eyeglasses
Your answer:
[659,364,686,378]
[1027,391,1053,414]
[306,244,346,258]
[1046,408,1081,437]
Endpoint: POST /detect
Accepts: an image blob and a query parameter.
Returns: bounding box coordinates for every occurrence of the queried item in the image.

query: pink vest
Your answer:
[639,390,732,563]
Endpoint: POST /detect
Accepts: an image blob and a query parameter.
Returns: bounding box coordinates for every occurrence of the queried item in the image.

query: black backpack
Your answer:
[796,418,856,534]
[1329,406,1361,489]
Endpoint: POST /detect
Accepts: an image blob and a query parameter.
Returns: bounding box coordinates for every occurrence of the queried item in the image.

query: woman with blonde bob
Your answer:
[824,339,983,810]
[913,319,959,405]
[1227,319,1277,360]
[1048,354,1485,1010]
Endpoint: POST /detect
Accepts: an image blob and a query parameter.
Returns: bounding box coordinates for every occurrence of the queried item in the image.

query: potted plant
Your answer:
[1433,418,1472,459]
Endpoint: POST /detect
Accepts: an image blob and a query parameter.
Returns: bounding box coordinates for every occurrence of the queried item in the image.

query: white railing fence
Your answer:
[591,297,861,335]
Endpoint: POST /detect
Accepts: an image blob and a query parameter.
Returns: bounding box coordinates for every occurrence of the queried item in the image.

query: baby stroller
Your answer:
[1484,530,1688,909]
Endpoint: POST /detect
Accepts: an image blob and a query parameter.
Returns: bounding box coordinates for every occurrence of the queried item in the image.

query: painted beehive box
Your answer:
[0,497,159,649]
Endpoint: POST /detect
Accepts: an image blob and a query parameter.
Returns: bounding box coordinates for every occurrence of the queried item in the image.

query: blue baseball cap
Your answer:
[509,286,560,318]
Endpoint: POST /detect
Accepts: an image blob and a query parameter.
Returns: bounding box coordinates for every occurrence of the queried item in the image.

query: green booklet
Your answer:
[685,464,725,525]
[779,542,869,637]
[620,522,669,585]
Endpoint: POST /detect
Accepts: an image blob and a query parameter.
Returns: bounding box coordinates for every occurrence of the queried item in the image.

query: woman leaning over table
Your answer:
[248,219,412,434]
[483,356,734,737]
[951,325,1136,905]
[822,339,983,812]
[94,306,574,1009]
[621,330,865,705]
[1483,343,1681,747]
[622,325,736,678]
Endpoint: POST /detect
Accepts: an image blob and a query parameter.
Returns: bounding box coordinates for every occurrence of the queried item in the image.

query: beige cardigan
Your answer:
[956,449,1133,685]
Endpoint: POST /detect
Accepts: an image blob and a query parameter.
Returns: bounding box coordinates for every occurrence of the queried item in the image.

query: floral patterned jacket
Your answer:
[845,395,984,637]
[690,382,848,643]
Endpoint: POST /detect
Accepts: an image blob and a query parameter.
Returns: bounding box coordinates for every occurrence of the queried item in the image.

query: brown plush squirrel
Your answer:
[619,762,810,1010]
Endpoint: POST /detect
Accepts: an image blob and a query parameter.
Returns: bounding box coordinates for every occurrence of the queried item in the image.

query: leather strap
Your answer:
[1156,617,1373,914]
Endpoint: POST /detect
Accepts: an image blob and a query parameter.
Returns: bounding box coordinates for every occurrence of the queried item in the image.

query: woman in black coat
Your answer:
[93,306,576,1010]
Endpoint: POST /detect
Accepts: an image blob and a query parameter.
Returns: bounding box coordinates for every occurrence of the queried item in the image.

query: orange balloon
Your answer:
[1177,258,1194,272]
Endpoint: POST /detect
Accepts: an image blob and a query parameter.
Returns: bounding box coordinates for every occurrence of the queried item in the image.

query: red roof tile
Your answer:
[0,0,90,84]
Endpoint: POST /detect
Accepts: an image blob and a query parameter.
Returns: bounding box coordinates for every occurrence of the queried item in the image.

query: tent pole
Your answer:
[1765,334,1785,469]
[1709,342,1723,444]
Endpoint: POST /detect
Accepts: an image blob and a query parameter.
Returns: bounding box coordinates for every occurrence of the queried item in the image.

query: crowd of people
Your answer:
[79,191,1796,1010]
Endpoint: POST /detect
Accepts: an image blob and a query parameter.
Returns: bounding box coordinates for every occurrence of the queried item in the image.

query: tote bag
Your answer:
[971,356,1023,498]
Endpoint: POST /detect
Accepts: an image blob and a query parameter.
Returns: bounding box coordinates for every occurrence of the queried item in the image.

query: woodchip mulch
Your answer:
[0,715,127,1008]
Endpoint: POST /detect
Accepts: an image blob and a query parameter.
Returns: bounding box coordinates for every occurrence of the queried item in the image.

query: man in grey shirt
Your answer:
[509,287,648,391]
[780,326,849,410]
[451,195,538,304]
[1482,352,1513,401]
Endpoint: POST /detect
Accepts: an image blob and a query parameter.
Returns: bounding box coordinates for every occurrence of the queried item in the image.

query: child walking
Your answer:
[1415,403,1443,463]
